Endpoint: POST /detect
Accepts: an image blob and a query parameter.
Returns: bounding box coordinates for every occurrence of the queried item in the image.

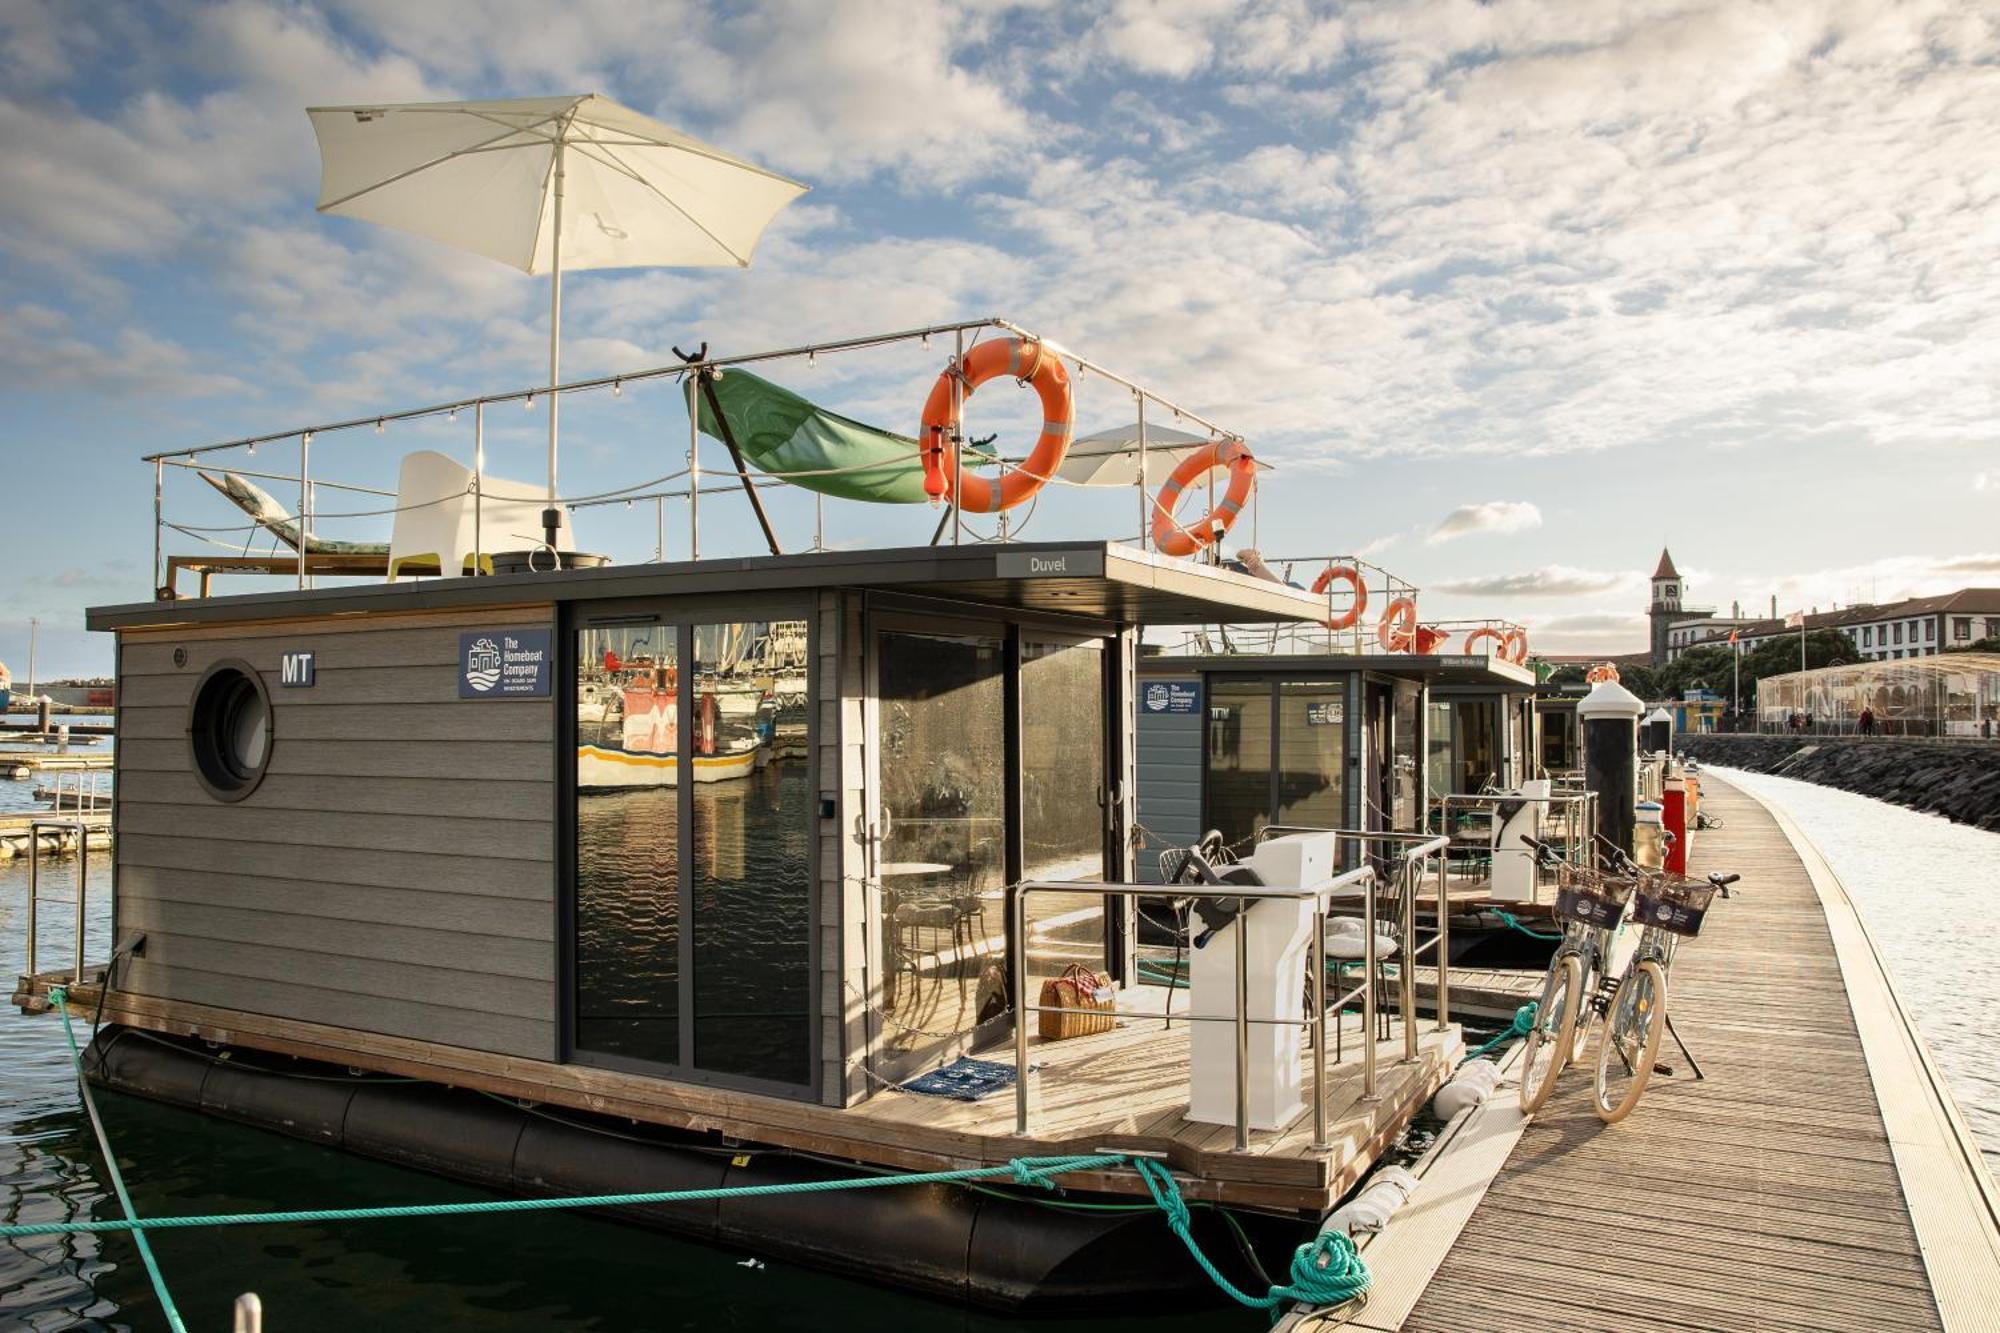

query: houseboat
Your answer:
[16,322,1485,1313]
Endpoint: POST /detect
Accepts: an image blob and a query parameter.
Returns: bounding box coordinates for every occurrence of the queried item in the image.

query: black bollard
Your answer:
[1580,679,1643,868]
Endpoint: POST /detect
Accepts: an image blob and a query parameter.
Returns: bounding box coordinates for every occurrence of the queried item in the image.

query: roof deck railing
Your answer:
[142,318,1260,599]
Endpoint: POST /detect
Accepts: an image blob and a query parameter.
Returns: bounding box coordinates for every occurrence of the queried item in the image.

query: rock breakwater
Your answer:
[1677,735,2000,831]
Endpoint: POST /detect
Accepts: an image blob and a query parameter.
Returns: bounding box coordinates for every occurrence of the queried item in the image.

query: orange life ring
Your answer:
[1151,438,1256,557]
[1413,625,1449,654]
[919,337,1073,513]
[1463,627,1505,657]
[1312,564,1368,630]
[1378,596,1418,651]
[1586,663,1620,684]
[1501,628,1529,664]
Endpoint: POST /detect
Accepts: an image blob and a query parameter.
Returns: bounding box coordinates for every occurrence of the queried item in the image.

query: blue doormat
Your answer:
[898,1057,1018,1101]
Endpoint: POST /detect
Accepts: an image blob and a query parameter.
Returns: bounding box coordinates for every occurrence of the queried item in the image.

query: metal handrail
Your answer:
[1435,790,1597,898]
[25,818,91,983]
[1013,867,1374,1153]
[1257,827,1453,1052]
[1010,828,1455,1154]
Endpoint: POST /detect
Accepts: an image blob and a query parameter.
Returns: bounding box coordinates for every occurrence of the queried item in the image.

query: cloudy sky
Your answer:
[4,0,1998,676]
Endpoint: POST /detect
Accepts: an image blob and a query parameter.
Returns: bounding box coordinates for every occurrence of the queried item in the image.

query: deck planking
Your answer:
[12,964,1459,1215]
[1400,775,1947,1332]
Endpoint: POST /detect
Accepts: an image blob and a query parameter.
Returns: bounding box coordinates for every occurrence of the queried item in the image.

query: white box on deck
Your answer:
[1186,831,1331,1132]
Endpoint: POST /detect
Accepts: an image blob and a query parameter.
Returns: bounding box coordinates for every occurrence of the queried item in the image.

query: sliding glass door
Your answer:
[572,613,814,1093]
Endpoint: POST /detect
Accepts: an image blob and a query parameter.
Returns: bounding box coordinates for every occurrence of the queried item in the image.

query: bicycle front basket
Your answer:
[1634,878,1717,937]
[1554,874,1634,929]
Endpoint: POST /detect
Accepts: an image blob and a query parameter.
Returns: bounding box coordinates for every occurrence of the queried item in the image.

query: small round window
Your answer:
[189,661,272,800]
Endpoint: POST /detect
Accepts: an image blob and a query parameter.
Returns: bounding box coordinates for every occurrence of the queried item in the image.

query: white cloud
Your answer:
[0,304,246,397]
[1434,565,1633,597]
[1428,500,1543,544]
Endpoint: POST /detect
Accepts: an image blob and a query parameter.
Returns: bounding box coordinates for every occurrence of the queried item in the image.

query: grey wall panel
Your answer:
[117,801,552,862]
[117,770,554,823]
[118,898,553,981]
[118,737,550,780]
[119,833,552,899]
[114,611,556,1061]
[1135,677,1205,883]
[127,934,550,1020]
[118,958,555,1058]
[120,701,555,744]
[123,865,553,941]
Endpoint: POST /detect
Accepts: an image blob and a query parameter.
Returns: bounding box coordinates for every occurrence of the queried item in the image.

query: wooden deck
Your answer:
[1397,774,1962,1332]
[11,968,1459,1215]
[0,809,112,859]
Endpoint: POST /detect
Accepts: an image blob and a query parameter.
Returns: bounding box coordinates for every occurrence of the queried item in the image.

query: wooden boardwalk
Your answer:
[1401,775,1949,1332]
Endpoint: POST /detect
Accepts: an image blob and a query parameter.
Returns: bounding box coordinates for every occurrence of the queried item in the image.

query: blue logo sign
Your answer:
[1305,701,1342,726]
[1142,680,1202,715]
[279,651,315,688]
[460,628,552,699]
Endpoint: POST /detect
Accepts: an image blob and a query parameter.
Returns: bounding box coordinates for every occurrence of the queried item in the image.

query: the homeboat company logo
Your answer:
[1142,680,1202,714]
[459,628,553,699]
[464,638,503,692]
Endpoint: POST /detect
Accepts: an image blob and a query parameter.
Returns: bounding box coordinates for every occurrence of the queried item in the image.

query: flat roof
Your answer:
[1139,651,1536,688]
[87,542,1330,632]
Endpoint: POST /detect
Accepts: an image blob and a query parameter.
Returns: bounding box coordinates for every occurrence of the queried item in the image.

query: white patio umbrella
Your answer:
[1056,421,1211,487]
[307,94,808,547]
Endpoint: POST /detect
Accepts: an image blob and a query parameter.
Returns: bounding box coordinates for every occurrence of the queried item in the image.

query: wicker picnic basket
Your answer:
[1038,964,1115,1041]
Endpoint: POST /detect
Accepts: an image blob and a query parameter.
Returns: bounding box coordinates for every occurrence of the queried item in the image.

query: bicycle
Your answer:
[1516,835,1636,1115]
[1591,862,1740,1122]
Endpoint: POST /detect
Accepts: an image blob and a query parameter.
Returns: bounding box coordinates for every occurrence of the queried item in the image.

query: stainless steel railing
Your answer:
[1010,830,1452,1154]
[1256,828,1452,1078]
[1436,790,1596,895]
[24,819,92,983]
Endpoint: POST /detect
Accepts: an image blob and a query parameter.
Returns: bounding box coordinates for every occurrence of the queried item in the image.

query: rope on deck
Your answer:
[1492,908,1561,940]
[19,987,1375,1321]
[1459,1002,1538,1065]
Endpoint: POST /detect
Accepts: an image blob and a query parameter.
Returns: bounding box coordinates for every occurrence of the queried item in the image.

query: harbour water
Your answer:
[5,765,1996,1326]
[1704,767,2000,1180]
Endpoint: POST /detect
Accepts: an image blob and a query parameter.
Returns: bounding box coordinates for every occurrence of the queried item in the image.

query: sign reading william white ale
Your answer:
[459,629,553,699]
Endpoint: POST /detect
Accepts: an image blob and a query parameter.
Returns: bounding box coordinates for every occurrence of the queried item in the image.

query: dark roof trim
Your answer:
[87,542,1330,633]
[1141,650,1535,687]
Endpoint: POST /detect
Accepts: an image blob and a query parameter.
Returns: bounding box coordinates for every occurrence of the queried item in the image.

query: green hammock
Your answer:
[696,368,988,504]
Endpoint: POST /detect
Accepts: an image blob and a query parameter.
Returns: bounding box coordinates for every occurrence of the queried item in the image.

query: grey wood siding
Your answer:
[114,607,558,1059]
[1136,674,1205,883]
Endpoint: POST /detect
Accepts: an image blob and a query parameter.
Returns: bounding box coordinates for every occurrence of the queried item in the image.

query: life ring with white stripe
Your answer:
[1152,439,1256,557]
[919,337,1074,513]
[1463,627,1505,657]
[1312,564,1368,630]
[1378,596,1419,651]
[1586,663,1620,684]
[1501,628,1529,664]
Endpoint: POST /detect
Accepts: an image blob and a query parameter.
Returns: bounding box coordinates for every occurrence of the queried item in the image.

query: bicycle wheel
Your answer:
[1593,959,1667,1123]
[1567,953,1599,1065]
[1518,953,1583,1115]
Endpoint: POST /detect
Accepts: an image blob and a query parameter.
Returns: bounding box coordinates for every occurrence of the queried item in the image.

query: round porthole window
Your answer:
[188,661,272,801]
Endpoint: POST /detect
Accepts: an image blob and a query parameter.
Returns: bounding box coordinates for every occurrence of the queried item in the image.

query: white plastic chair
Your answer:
[387,451,573,581]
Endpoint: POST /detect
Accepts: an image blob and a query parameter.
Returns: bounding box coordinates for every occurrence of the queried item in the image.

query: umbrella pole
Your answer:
[542,137,566,554]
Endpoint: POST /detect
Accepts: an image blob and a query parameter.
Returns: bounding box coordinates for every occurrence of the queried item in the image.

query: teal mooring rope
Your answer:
[15,988,1371,1321]
[1135,1159,1370,1313]
[41,988,189,1333]
[1492,909,1561,940]
[1460,1002,1538,1065]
